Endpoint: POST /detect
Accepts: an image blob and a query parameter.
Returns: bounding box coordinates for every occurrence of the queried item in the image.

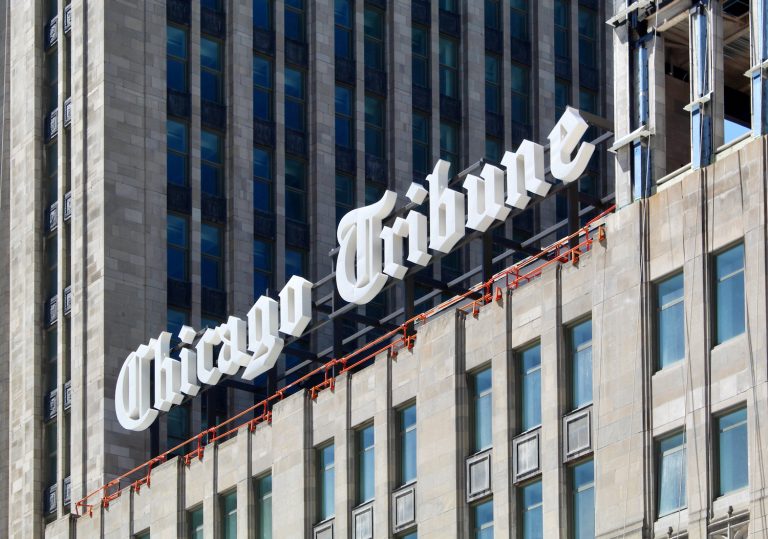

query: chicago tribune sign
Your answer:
[116,107,596,431]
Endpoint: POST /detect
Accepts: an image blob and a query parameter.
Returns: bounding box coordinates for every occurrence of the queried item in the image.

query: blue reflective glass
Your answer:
[253,0,271,30]
[522,481,543,539]
[167,59,187,92]
[319,444,335,520]
[364,8,384,39]
[521,345,541,430]
[286,191,306,223]
[718,408,748,496]
[400,405,417,484]
[335,27,352,59]
[258,475,272,539]
[358,425,375,503]
[254,56,272,89]
[167,26,188,58]
[254,147,272,179]
[167,214,188,246]
[286,249,305,276]
[202,258,221,289]
[473,369,492,451]
[285,159,305,189]
[201,38,221,70]
[167,120,187,153]
[335,85,352,116]
[285,101,304,131]
[365,96,384,126]
[254,240,272,272]
[285,68,304,99]
[201,71,221,103]
[657,432,686,516]
[335,0,352,26]
[254,272,270,299]
[473,500,493,539]
[201,131,221,163]
[201,224,221,256]
[571,320,592,408]
[572,461,595,539]
[715,244,745,344]
[657,273,684,369]
[285,9,304,42]
[201,165,221,196]
[167,308,188,336]
[168,248,187,280]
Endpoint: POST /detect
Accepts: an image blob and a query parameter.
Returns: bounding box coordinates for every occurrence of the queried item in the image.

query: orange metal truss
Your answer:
[74,205,613,517]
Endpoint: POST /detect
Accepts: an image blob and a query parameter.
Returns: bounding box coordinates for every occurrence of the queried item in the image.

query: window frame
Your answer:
[253,54,274,122]
[201,222,224,291]
[412,24,430,89]
[519,479,543,539]
[317,442,336,522]
[187,505,204,539]
[567,318,593,411]
[569,459,595,539]
[335,0,354,60]
[219,489,237,539]
[439,36,459,99]
[364,5,386,71]
[200,36,224,105]
[167,212,190,281]
[255,473,273,539]
[470,366,493,453]
[167,24,189,94]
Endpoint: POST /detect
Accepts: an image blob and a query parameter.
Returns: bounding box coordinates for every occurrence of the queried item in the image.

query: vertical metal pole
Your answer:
[482,232,494,283]
[567,184,580,249]
[632,36,652,199]
[751,0,768,136]
[690,2,713,169]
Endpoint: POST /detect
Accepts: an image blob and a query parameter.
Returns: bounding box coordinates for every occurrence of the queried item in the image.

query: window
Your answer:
[201,0,221,10]
[201,130,223,196]
[256,475,272,539]
[656,432,686,516]
[167,214,189,281]
[167,25,189,93]
[357,424,375,504]
[472,499,493,539]
[201,223,223,290]
[286,248,306,278]
[413,113,431,180]
[166,403,189,455]
[716,407,748,496]
[45,142,58,205]
[285,68,305,132]
[440,0,458,14]
[201,38,223,104]
[220,490,237,539]
[318,443,335,521]
[554,0,569,60]
[46,51,58,113]
[188,506,204,539]
[335,173,355,226]
[521,481,543,539]
[253,147,273,213]
[253,240,273,298]
[398,404,417,485]
[364,7,385,71]
[335,0,353,59]
[520,344,541,431]
[412,25,430,89]
[167,309,188,340]
[365,96,385,159]
[555,79,570,118]
[335,85,354,149]
[439,37,459,99]
[253,55,273,122]
[714,243,745,345]
[440,121,459,170]
[46,0,58,20]
[485,55,502,114]
[578,7,598,70]
[569,319,592,409]
[45,422,57,486]
[135,531,150,539]
[253,0,272,30]
[285,158,307,223]
[511,64,529,129]
[656,273,684,369]
[510,0,528,41]
[471,368,492,452]
[45,234,58,298]
[571,460,595,539]
[46,329,57,392]
[167,120,189,186]
[485,138,502,162]
[285,0,305,43]
[485,0,501,30]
